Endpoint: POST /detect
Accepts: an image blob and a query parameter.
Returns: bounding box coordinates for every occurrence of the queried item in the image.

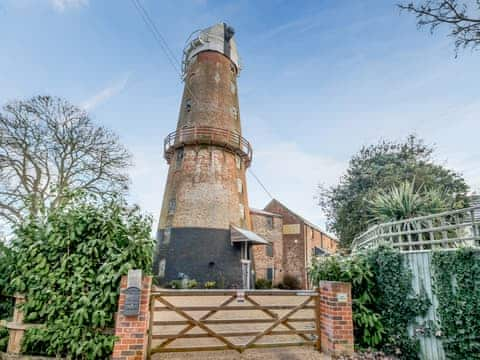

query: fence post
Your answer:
[6,294,25,354]
[111,270,152,360]
[319,281,354,356]
[314,288,322,351]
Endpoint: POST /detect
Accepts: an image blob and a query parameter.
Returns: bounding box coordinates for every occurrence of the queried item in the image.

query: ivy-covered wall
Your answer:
[431,248,480,359]
[310,246,480,360]
[309,245,430,359]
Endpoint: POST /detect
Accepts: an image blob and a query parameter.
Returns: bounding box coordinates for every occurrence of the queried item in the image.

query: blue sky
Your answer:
[1,0,479,232]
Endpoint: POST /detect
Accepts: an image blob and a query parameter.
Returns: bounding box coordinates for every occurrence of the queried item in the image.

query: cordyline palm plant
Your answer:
[369,180,450,224]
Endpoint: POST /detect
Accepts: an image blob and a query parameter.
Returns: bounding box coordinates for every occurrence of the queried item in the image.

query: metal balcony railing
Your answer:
[351,206,480,253]
[163,126,252,165]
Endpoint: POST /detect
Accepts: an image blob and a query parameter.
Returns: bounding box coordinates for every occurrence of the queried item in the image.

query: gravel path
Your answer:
[152,347,331,359]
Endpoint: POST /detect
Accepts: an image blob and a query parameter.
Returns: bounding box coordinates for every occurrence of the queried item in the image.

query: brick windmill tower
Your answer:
[154,23,268,289]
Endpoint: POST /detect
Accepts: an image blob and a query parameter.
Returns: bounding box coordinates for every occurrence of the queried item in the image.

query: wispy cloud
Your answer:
[49,0,88,12]
[248,141,346,230]
[81,74,130,111]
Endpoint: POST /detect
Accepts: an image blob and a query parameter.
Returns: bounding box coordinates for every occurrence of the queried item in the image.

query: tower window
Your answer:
[231,106,238,120]
[185,99,192,112]
[239,203,245,219]
[176,148,184,169]
[237,178,243,193]
[168,199,176,214]
[235,155,241,169]
[163,228,171,245]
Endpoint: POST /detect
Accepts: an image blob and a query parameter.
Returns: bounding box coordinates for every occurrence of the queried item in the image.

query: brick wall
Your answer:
[318,281,354,356]
[306,226,338,267]
[112,276,152,360]
[264,200,307,288]
[251,211,284,285]
[158,50,250,233]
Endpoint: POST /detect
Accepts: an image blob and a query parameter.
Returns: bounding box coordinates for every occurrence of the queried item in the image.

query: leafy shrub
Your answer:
[0,242,14,321]
[166,279,198,289]
[431,248,480,359]
[0,326,8,352]
[281,274,301,290]
[309,245,429,359]
[10,193,154,359]
[255,278,272,289]
[310,253,384,348]
[186,280,198,289]
[204,281,217,289]
[167,280,183,289]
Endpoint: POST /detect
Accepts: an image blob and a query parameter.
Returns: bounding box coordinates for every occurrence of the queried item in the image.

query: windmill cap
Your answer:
[182,22,241,76]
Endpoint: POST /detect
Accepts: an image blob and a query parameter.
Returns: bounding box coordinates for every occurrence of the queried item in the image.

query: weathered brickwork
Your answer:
[264,200,308,287]
[112,276,152,360]
[158,147,249,230]
[251,210,284,284]
[154,48,254,286]
[158,50,250,232]
[318,281,354,356]
[177,51,241,133]
[263,199,339,289]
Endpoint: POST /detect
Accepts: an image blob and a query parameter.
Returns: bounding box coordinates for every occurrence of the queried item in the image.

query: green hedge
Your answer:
[0,242,14,352]
[10,194,154,359]
[431,248,480,359]
[0,326,8,352]
[309,245,429,359]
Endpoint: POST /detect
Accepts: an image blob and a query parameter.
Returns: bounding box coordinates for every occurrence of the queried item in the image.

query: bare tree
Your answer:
[399,0,480,53]
[0,95,131,227]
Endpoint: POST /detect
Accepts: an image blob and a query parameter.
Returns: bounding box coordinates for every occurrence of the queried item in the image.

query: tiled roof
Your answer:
[249,208,282,217]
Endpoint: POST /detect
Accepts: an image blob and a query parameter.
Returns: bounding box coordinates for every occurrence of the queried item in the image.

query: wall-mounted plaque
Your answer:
[336,293,348,303]
[123,269,142,317]
[283,224,300,235]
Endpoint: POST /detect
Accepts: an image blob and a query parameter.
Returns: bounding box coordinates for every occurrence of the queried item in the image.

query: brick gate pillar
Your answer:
[318,281,354,356]
[112,273,152,360]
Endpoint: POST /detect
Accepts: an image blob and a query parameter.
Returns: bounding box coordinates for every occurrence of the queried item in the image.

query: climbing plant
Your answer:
[366,246,430,359]
[0,242,14,353]
[431,248,480,359]
[10,193,154,359]
[309,245,429,359]
[0,242,14,320]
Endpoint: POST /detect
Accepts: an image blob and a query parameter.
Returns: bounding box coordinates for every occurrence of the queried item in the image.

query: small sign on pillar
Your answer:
[123,269,142,317]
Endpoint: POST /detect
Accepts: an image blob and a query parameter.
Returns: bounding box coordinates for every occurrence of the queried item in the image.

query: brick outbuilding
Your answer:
[251,199,338,289]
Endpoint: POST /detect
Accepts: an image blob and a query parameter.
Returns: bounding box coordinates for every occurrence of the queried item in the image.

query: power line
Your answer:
[248,168,274,200]
[130,0,206,108]
[131,1,276,203]
[130,0,227,114]
[131,0,182,76]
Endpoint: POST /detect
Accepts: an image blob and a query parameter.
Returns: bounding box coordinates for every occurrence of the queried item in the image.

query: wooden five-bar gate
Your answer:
[148,289,320,356]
